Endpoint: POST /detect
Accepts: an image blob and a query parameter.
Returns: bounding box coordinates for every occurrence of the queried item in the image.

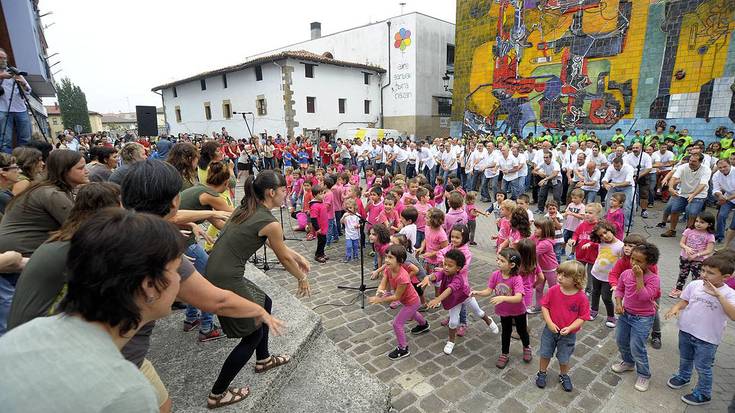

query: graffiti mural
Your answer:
[453,0,735,139]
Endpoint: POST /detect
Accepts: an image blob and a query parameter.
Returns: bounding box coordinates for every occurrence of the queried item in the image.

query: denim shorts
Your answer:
[669,195,705,215]
[539,326,577,364]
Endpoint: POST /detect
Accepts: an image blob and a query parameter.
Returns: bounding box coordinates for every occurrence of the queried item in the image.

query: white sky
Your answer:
[40,0,455,114]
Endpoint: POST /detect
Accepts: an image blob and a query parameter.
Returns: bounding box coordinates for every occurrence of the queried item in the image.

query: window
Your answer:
[306,96,316,113]
[363,72,371,85]
[204,102,212,120]
[446,44,455,67]
[338,98,346,114]
[304,64,315,78]
[437,97,452,116]
[173,86,178,97]
[256,97,267,116]
[255,65,263,81]
[222,74,228,88]
[364,100,371,115]
[222,100,232,119]
[175,106,182,122]
[200,79,207,90]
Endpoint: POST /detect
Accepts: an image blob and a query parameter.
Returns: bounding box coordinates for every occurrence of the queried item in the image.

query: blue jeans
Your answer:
[345,238,359,260]
[415,230,425,250]
[184,244,214,332]
[327,218,339,245]
[466,171,481,192]
[605,185,634,227]
[584,190,597,204]
[716,201,735,241]
[0,111,31,154]
[0,274,19,337]
[616,312,655,378]
[648,173,656,204]
[509,176,526,200]
[480,175,498,200]
[459,304,467,325]
[669,195,705,215]
[674,330,718,399]
[553,243,564,263]
[423,166,436,187]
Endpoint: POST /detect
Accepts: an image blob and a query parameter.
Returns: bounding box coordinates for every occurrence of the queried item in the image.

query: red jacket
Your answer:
[572,220,598,264]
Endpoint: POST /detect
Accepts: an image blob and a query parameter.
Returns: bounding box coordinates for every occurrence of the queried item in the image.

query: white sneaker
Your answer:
[488,319,499,334]
[611,361,635,373]
[634,376,650,392]
[443,341,455,355]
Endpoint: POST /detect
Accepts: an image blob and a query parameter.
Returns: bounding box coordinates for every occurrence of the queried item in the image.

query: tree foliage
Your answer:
[56,77,91,133]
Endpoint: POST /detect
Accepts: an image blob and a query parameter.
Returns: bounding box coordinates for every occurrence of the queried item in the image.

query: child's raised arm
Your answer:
[427,287,452,309]
[371,264,387,280]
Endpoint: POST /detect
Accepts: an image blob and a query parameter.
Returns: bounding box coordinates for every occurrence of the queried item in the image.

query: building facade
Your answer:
[452,0,735,142]
[45,104,104,136]
[153,12,455,140]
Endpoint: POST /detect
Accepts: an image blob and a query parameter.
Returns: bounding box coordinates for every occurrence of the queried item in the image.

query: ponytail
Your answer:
[231,170,286,224]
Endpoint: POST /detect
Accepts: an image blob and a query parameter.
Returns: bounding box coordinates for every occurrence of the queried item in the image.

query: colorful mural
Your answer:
[452,0,735,140]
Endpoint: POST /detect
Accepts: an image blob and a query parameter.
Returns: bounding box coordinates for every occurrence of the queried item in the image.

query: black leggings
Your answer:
[500,314,530,354]
[590,277,614,316]
[211,295,272,394]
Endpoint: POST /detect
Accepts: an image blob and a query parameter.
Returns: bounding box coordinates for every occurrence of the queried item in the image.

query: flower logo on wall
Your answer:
[394,28,411,51]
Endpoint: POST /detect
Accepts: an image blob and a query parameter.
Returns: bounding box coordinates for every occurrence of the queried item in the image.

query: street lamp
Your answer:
[442,69,453,92]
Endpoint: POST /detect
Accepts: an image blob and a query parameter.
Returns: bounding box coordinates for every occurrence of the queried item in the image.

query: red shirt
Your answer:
[309,200,329,235]
[541,285,590,333]
[572,220,599,264]
[386,266,419,306]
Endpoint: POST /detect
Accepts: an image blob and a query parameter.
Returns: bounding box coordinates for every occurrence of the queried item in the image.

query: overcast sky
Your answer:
[40,0,455,113]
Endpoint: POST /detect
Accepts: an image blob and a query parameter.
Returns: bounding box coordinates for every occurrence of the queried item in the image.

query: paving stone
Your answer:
[457,354,484,370]
[576,395,601,412]
[548,386,578,406]
[391,391,417,411]
[482,378,512,399]
[419,394,446,411]
[460,394,492,413]
[584,354,610,371]
[327,325,352,342]
[376,367,400,383]
[589,381,613,400]
[443,365,462,379]
[428,374,447,389]
[571,367,597,390]
[502,367,528,386]
[435,378,471,402]
[532,402,560,413]
[416,360,442,377]
[600,370,622,387]
[497,398,529,413]
[402,406,422,413]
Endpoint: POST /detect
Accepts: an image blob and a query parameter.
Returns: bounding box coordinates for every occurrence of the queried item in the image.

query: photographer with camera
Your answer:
[0,49,32,154]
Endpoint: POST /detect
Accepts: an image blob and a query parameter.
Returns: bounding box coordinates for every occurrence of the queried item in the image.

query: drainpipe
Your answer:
[380,20,392,128]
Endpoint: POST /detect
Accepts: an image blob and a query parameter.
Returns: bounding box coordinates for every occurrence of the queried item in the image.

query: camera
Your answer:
[6,66,27,76]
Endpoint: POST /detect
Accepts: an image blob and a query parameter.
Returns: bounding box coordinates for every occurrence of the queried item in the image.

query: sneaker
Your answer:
[611,361,635,373]
[605,317,617,328]
[305,233,316,241]
[641,210,649,218]
[559,374,574,392]
[389,301,401,309]
[411,323,430,335]
[417,305,428,313]
[488,319,500,334]
[667,376,690,389]
[589,310,598,321]
[526,306,541,314]
[681,392,711,406]
[535,209,544,215]
[388,346,410,360]
[183,319,201,332]
[669,288,682,298]
[522,347,533,363]
[651,335,662,350]
[443,341,455,355]
[198,327,225,342]
[535,371,548,388]
[456,324,467,337]
[496,354,510,369]
[342,257,351,263]
[661,230,676,237]
[315,256,327,263]
[368,250,375,257]
[634,376,650,392]
[655,222,666,228]
[441,318,450,327]
[469,241,478,246]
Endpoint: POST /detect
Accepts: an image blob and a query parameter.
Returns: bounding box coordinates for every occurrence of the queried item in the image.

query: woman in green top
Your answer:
[205,170,311,409]
[166,142,199,190]
[10,146,43,196]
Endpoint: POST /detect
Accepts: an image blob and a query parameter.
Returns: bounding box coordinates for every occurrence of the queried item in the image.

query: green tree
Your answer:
[56,77,91,133]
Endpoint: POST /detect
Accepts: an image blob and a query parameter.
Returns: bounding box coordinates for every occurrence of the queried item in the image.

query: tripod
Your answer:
[626,150,645,236]
[0,74,49,149]
[337,218,376,309]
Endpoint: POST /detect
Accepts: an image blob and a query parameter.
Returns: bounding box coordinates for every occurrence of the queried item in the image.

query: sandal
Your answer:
[254,354,291,373]
[207,387,250,409]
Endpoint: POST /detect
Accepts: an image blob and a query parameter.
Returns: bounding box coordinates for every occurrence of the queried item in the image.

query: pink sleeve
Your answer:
[486,271,497,289]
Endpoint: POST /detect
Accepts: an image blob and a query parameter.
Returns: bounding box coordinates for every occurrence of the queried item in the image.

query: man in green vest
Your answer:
[611,128,625,145]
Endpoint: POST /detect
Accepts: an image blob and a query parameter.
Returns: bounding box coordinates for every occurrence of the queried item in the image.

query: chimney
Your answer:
[310,22,321,40]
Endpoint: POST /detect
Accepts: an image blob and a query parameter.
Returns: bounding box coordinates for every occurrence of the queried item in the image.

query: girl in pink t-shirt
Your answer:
[414,187,431,248]
[516,238,543,310]
[420,248,498,355]
[369,223,391,271]
[672,213,716,297]
[369,245,428,359]
[530,218,559,312]
[493,199,517,252]
[433,176,445,206]
[417,208,449,300]
[377,196,402,234]
[472,248,530,368]
[604,193,625,241]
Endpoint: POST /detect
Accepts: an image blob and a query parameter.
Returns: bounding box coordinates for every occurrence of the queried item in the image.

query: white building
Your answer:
[152,12,455,140]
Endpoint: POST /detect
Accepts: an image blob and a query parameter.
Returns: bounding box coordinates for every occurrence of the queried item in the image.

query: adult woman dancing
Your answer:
[205,170,311,409]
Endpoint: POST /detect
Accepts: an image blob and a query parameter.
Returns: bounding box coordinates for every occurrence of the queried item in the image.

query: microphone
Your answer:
[232,111,253,115]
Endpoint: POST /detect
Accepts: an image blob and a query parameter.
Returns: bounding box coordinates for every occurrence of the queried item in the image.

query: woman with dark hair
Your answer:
[7,182,122,329]
[10,146,43,195]
[0,152,19,214]
[166,142,199,190]
[0,208,185,412]
[198,140,223,183]
[0,150,88,336]
[86,146,119,182]
[205,169,311,409]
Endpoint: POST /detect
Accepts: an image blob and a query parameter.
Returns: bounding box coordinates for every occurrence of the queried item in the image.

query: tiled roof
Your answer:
[151,50,385,91]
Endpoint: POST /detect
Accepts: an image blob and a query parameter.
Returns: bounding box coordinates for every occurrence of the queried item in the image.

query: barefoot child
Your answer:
[472,248,532,368]
[536,260,590,392]
[369,245,430,360]
[419,249,498,355]
[611,243,661,392]
[665,254,735,406]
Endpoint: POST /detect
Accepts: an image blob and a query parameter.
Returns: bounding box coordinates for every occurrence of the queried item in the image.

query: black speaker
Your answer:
[136,105,158,137]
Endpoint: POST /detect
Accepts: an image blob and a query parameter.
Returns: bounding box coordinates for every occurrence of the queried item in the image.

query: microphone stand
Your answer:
[625,150,645,236]
[337,216,376,309]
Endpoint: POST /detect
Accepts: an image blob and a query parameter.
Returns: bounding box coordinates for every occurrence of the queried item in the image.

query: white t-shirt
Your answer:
[580,168,601,191]
[483,150,501,178]
[652,150,675,172]
[394,146,409,162]
[440,151,457,170]
[343,213,361,240]
[679,280,735,345]
[712,169,735,204]
[624,152,653,172]
[602,164,635,186]
[516,152,529,178]
[497,154,519,181]
[673,164,711,199]
[399,223,417,247]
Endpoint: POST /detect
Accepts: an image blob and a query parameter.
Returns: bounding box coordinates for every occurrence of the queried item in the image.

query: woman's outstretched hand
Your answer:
[259,312,286,336]
[297,277,311,297]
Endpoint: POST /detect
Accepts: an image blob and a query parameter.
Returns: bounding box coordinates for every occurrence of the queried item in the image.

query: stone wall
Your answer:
[451,0,735,142]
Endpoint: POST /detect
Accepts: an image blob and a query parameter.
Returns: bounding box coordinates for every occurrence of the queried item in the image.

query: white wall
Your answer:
[415,13,454,116]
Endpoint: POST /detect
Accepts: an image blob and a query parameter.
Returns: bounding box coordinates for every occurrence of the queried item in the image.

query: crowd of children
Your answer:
[281,163,735,406]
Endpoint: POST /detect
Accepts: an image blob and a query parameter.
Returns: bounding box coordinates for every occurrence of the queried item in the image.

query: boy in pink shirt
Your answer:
[612,243,661,392]
[443,192,468,234]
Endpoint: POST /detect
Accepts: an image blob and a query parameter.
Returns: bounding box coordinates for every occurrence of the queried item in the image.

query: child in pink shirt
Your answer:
[377,196,402,234]
[443,192,468,234]
[417,208,449,276]
[605,193,625,241]
[433,177,445,206]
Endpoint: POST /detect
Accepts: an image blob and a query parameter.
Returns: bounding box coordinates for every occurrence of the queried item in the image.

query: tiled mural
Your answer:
[452,0,735,141]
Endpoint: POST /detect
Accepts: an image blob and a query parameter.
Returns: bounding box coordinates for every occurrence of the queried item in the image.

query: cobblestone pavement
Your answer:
[257,201,734,412]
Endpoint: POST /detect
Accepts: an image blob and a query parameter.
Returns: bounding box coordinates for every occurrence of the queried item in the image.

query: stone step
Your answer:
[147,265,322,412]
[266,334,391,413]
